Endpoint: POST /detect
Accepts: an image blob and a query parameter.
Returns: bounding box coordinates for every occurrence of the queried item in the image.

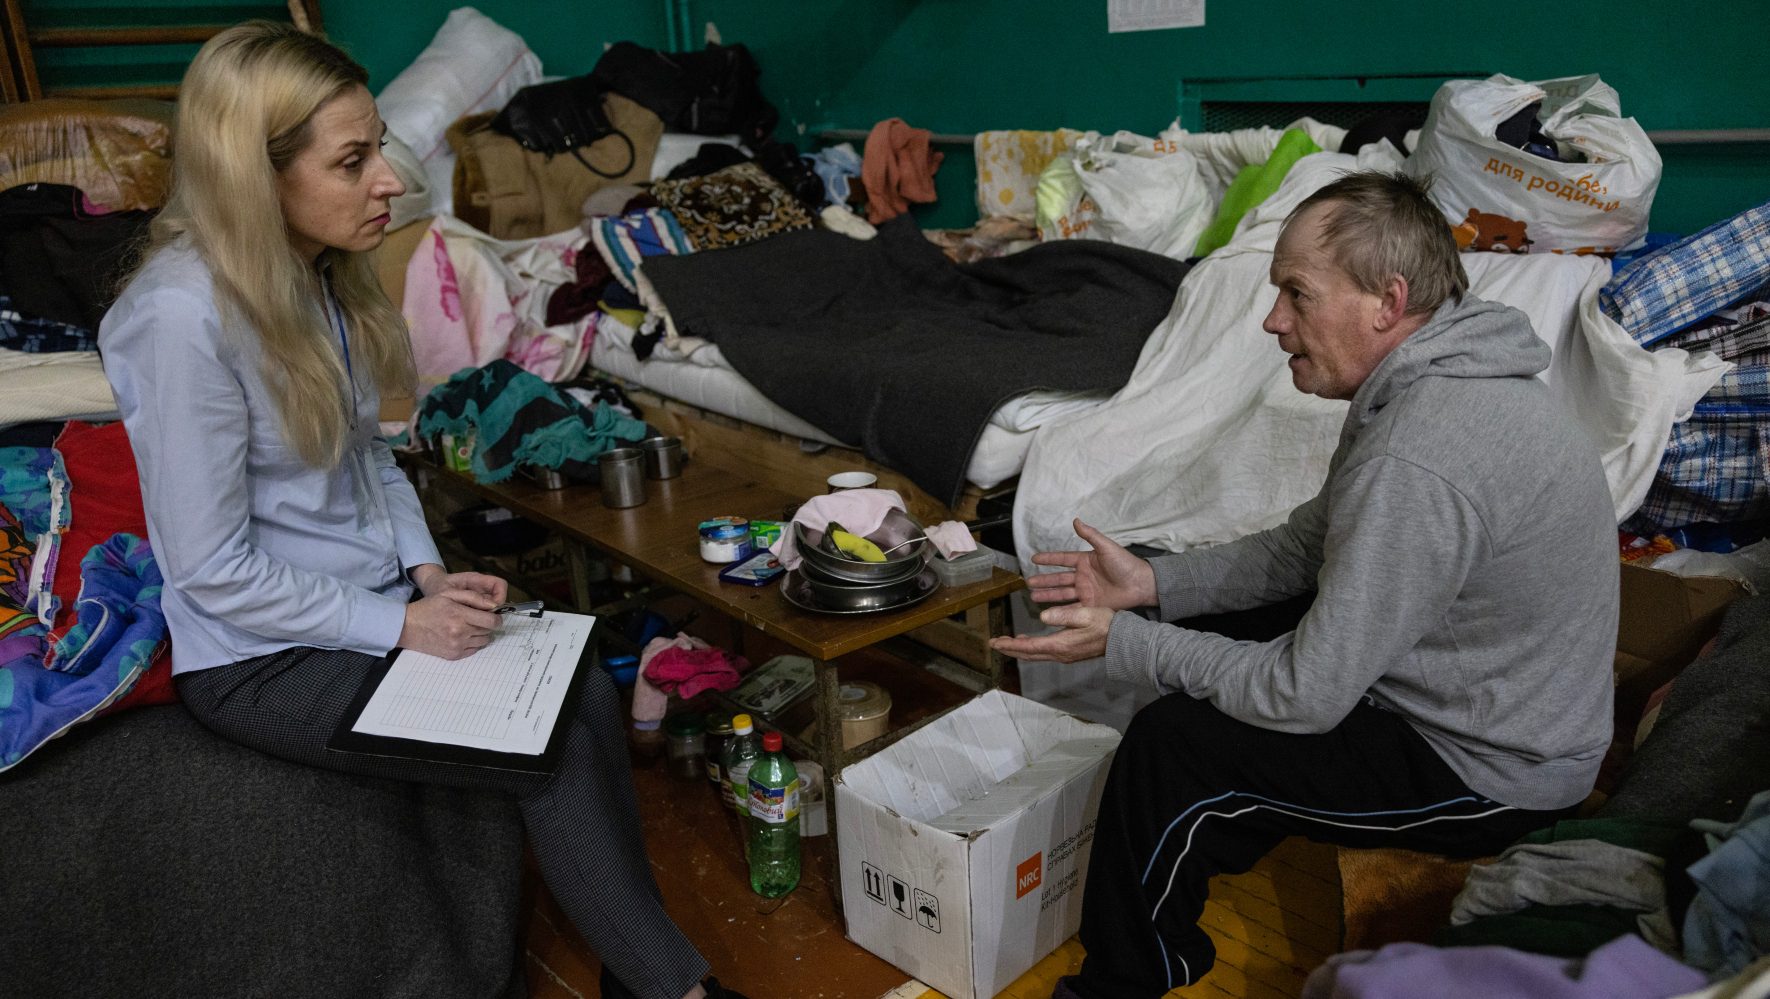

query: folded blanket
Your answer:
[643,215,1190,504]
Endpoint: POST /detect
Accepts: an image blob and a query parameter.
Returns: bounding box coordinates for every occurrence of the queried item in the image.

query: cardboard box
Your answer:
[836,691,1121,999]
[1614,562,1748,726]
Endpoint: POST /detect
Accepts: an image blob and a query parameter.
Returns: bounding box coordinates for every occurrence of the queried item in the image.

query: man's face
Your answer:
[1263,206,1393,401]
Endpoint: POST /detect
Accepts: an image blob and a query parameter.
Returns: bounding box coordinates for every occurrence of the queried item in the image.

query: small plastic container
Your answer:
[664,712,707,781]
[837,681,892,750]
[699,516,753,563]
[603,654,639,686]
[929,547,994,587]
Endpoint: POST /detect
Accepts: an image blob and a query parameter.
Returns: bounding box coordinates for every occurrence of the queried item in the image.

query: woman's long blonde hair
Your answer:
[135,20,413,468]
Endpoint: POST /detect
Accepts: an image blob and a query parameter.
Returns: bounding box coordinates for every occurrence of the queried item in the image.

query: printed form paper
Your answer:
[1108,0,1205,32]
[352,611,595,754]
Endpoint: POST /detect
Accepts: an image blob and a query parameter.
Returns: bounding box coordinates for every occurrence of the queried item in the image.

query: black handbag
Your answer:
[588,42,778,144]
[489,76,636,178]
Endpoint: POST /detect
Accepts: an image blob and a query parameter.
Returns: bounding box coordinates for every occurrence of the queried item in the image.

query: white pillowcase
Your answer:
[375,7,543,217]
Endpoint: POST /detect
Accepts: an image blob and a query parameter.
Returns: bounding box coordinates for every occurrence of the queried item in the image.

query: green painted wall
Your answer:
[320,1,667,91]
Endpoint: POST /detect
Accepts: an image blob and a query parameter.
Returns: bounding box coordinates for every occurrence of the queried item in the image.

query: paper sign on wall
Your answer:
[1108,0,1205,33]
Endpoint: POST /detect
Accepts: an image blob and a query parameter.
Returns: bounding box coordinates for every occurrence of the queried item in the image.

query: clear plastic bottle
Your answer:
[746,731,801,898]
[722,714,763,847]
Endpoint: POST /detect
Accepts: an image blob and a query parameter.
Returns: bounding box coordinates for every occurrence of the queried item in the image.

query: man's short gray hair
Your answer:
[1287,171,1469,316]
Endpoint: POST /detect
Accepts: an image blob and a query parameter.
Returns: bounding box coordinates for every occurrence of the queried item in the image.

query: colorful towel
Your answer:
[0,446,69,625]
[0,532,166,771]
[862,118,944,224]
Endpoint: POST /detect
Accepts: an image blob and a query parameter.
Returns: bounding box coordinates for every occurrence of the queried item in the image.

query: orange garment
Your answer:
[861,118,944,223]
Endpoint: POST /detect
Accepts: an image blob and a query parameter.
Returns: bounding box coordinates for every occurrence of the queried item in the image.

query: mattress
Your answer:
[588,315,1106,491]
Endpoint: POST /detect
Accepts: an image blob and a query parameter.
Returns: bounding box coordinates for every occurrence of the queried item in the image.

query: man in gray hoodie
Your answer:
[993,172,1619,999]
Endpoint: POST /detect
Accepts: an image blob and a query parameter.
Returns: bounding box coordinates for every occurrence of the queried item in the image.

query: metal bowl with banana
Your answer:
[788,510,939,612]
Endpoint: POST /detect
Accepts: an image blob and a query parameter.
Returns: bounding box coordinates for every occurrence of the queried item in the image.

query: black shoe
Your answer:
[599,965,639,999]
[599,967,752,999]
[702,976,751,999]
[1052,976,1092,999]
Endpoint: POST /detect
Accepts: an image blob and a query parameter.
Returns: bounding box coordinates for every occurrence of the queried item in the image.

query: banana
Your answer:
[828,526,887,562]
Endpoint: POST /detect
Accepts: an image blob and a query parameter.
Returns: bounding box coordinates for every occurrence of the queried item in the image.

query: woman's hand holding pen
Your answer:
[403,565,510,659]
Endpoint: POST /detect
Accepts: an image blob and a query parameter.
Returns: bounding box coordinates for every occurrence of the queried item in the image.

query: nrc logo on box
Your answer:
[1015,852,1043,899]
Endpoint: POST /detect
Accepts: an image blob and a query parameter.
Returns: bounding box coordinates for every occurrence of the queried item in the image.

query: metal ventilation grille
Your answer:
[1200,100,1430,133]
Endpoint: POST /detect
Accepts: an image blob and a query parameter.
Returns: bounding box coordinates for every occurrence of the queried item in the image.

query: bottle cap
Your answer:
[664,712,705,737]
[732,713,754,734]
[762,731,783,752]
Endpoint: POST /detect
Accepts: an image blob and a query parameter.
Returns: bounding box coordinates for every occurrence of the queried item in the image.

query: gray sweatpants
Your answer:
[177,648,707,999]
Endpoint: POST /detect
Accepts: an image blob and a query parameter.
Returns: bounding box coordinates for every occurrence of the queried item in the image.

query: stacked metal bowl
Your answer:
[794,510,932,611]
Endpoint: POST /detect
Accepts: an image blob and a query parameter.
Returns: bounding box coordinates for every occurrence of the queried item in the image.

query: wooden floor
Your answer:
[519,607,1345,999]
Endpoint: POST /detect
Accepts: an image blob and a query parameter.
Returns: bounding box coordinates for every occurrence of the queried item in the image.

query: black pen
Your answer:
[493,599,544,617]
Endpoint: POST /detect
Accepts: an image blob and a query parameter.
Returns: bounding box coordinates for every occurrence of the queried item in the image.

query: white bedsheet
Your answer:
[589,315,1105,491]
[1013,145,1729,568]
[0,348,118,427]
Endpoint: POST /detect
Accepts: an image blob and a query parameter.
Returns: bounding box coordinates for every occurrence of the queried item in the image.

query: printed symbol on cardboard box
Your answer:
[888,875,912,919]
[862,862,886,906]
[1016,852,1044,899]
[913,888,940,934]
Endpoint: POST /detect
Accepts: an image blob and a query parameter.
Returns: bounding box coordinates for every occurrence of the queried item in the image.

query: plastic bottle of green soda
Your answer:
[722,714,762,847]
[746,730,801,898]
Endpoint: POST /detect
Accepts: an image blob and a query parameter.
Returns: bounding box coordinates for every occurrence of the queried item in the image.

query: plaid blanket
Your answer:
[1608,200,1770,529]
[1602,201,1770,347]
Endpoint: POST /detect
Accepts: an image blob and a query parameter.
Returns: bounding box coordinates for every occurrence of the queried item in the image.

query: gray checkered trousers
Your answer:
[177,648,708,999]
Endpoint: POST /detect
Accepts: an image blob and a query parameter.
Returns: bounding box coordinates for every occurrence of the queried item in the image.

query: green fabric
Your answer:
[1191,128,1322,257]
[1435,904,1640,957]
[1516,817,1687,856]
[416,360,647,484]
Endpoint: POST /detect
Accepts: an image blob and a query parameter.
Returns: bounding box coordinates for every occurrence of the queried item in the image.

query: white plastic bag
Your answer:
[1061,130,1213,259]
[1403,73,1661,255]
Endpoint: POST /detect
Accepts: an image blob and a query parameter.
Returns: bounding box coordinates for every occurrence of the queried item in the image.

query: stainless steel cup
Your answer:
[641,436,684,479]
[598,448,646,508]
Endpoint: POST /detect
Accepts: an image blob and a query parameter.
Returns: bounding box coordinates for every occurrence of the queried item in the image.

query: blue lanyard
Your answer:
[323,279,357,429]
[325,283,354,388]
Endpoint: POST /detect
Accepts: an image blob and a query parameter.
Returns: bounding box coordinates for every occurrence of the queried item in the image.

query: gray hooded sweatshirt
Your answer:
[1103,293,1618,811]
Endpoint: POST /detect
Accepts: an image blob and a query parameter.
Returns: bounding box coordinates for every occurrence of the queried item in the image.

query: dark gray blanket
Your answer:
[0,704,527,999]
[643,216,1191,505]
[1601,594,1770,826]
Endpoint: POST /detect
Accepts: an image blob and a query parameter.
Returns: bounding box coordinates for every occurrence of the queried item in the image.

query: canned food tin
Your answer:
[698,516,753,563]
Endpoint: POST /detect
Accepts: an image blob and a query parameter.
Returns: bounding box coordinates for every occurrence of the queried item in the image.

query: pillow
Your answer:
[375,8,544,218]
[0,98,176,212]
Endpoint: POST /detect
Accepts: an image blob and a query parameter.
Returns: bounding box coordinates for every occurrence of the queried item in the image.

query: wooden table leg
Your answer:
[815,656,845,908]
[987,596,1007,690]
[565,539,593,614]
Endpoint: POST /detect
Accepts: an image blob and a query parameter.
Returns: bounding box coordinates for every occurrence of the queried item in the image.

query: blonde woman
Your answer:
[99,23,744,999]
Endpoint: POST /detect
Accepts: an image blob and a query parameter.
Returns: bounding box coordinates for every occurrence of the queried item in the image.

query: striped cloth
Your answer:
[178,649,710,999]
[589,207,693,293]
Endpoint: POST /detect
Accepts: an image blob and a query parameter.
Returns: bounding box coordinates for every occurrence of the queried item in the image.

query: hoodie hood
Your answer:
[1348,292,1550,432]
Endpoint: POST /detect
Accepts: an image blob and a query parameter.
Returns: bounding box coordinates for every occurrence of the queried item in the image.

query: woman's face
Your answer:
[275,84,404,262]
